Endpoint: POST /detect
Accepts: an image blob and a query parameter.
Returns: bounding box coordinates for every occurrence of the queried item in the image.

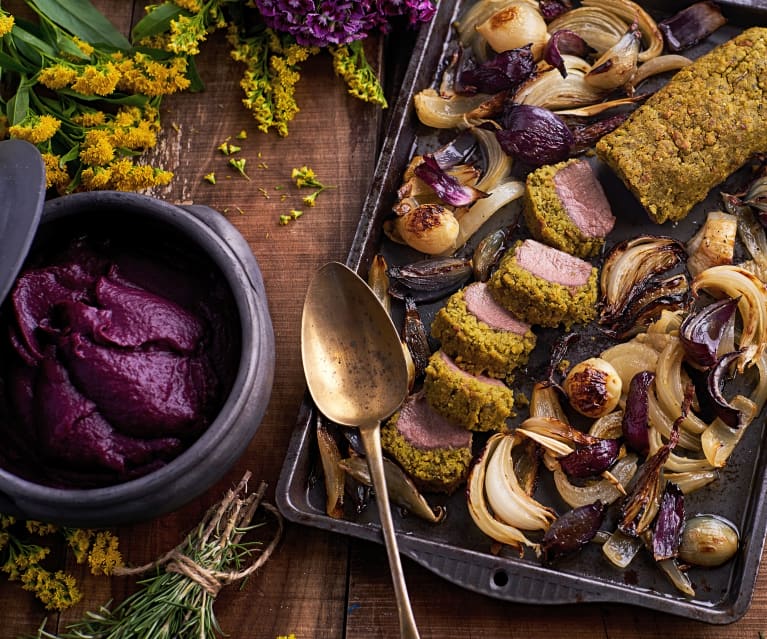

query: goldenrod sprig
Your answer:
[0,516,123,612]
[292,165,334,207]
[330,40,387,107]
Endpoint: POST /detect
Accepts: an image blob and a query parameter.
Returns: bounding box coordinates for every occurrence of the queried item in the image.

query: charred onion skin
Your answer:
[707,350,748,429]
[598,236,688,336]
[387,257,472,303]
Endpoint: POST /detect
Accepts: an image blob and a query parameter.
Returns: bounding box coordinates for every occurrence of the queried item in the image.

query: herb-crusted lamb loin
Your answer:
[596,27,767,224]
[523,158,615,258]
[381,393,473,495]
[488,239,598,328]
[431,282,536,381]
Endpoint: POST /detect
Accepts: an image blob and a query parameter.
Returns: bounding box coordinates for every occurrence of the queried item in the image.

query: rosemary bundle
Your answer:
[34,473,283,639]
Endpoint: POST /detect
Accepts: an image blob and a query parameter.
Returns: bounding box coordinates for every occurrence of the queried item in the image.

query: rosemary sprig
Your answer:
[33,473,283,639]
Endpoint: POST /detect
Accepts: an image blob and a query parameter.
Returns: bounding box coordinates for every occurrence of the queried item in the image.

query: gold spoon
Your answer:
[301,261,420,639]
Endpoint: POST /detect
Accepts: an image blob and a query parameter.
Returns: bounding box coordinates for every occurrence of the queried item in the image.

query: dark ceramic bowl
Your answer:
[0,191,275,526]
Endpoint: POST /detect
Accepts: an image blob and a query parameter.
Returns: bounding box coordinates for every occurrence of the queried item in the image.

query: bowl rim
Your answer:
[0,191,266,505]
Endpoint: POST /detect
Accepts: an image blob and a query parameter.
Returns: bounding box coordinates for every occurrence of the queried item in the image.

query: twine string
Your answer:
[113,476,284,598]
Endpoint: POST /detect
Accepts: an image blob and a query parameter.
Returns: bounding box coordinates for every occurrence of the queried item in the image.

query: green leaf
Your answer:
[11,23,57,58]
[131,3,185,42]
[184,56,205,93]
[7,86,30,125]
[0,50,34,74]
[27,0,131,51]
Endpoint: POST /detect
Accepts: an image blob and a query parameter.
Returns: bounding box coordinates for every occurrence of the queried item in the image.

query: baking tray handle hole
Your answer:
[491,569,510,590]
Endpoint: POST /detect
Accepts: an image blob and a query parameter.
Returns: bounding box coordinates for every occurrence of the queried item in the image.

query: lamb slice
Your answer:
[395,393,471,450]
[58,332,216,438]
[553,159,615,238]
[515,239,592,287]
[463,282,530,334]
[439,350,509,388]
[35,358,181,473]
[93,276,204,353]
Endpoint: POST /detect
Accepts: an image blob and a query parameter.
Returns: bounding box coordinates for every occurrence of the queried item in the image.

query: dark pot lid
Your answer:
[0,139,46,305]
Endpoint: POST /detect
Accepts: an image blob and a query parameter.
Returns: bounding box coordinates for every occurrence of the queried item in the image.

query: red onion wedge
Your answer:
[459,45,536,95]
[414,154,488,207]
[542,500,606,562]
[559,439,620,479]
[621,371,655,456]
[496,105,574,167]
[679,297,738,369]
[659,1,727,52]
[651,482,685,561]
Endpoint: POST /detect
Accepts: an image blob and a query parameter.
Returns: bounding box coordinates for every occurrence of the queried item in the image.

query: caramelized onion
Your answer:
[599,236,687,329]
[387,257,472,303]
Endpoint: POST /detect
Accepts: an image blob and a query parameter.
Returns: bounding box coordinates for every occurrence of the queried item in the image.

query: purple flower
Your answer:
[253,0,436,47]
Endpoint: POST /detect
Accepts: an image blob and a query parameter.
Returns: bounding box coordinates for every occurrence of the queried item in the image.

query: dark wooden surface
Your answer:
[2,2,767,637]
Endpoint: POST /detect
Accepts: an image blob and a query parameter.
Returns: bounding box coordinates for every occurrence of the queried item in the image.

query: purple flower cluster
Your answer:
[254,0,436,47]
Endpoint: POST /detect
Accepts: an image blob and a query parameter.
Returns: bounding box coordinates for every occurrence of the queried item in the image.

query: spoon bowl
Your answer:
[301,261,420,639]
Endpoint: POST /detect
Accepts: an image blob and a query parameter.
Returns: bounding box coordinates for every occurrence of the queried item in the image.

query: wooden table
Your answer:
[2,2,767,637]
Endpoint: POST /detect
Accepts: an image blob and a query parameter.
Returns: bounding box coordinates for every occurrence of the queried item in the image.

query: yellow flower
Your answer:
[21,565,82,611]
[9,114,61,144]
[87,531,123,576]
[38,64,78,90]
[116,53,190,97]
[168,13,207,56]
[71,62,120,96]
[62,528,94,564]
[25,521,58,536]
[0,516,16,529]
[111,124,157,151]
[0,12,14,37]
[80,129,115,165]
[174,0,204,10]
[72,36,94,56]
[291,166,316,186]
[42,153,71,191]
[80,165,113,190]
[72,111,107,127]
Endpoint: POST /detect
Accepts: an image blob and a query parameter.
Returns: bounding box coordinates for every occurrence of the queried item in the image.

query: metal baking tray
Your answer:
[277,0,767,624]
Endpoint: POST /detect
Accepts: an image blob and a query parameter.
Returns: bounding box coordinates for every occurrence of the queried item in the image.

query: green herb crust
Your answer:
[596,27,767,224]
[380,416,472,494]
[430,288,536,381]
[423,351,514,432]
[488,243,598,329]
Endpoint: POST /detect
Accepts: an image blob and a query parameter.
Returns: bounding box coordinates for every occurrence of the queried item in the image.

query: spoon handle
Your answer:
[359,424,421,639]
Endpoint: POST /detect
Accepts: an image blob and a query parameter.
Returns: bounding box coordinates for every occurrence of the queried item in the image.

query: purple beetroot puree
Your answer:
[463,282,530,334]
[0,238,238,487]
